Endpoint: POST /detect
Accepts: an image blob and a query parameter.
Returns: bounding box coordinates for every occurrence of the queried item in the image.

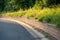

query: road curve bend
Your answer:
[0,19,36,40]
[0,18,49,40]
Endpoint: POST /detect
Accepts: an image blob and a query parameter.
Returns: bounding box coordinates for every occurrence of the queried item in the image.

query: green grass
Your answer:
[0,7,60,28]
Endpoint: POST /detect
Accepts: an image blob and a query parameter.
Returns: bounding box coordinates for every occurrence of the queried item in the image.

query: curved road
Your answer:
[0,19,36,40]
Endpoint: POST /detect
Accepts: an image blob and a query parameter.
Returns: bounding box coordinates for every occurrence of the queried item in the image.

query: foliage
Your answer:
[0,0,60,12]
[1,7,60,28]
[35,0,60,8]
[0,0,36,12]
[0,0,5,11]
[0,0,60,28]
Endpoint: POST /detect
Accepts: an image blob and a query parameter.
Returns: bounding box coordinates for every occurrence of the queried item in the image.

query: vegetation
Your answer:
[0,0,60,28]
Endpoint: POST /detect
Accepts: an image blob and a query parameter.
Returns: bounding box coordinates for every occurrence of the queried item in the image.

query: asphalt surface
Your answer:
[0,19,36,40]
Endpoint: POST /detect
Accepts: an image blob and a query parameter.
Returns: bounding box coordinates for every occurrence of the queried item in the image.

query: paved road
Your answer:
[0,19,36,40]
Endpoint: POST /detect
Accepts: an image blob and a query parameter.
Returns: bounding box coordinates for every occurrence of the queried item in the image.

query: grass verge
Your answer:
[0,7,60,28]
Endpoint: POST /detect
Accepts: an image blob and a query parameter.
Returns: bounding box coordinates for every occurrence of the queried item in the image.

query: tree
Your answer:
[0,0,5,11]
[46,0,60,7]
[14,0,35,10]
